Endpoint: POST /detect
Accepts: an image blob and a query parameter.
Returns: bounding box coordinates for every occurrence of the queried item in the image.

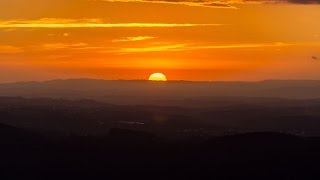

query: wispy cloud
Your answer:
[283,0,320,4]
[118,44,188,53]
[95,0,320,9]
[0,45,24,53]
[29,42,295,54]
[42,43,89,50]
[3,42,305,55]
[35,43,187,53]
[96,0,238,8]
[0,18,223,29]
[116,42,292,53]
[112,36,156,42]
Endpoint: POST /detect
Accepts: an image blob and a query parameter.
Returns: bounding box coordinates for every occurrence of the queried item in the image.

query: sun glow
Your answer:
[148,73,167,81]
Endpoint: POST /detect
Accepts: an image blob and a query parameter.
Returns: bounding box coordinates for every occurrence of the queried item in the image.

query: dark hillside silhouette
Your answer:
[1,80,320,179]
[1,97,320,136]
[0,123,319,179]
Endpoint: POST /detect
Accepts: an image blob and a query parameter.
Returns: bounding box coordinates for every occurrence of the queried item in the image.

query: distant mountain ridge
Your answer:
[0,79,320,105]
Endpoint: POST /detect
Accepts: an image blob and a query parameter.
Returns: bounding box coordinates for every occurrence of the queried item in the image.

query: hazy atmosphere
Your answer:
[1,0,320,82]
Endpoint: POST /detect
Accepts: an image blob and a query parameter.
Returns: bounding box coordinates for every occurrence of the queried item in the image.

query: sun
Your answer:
[148,73,167,81]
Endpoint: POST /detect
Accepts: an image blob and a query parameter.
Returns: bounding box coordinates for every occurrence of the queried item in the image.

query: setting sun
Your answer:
[148,73,167,81]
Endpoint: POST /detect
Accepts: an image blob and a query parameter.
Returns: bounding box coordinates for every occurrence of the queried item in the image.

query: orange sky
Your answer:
[0,0,320,82]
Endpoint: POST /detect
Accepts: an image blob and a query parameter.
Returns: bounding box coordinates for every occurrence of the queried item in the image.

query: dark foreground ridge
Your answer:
[1,123,320,179]
[1,95,320,179]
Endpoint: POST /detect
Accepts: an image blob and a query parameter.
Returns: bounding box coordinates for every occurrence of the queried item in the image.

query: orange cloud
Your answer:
[112,36,156,42]
[115,42,293,53]
[42,43,89,50]
[0,45,23,53]
[0,18,223,29]
[25,42,301,54]
[94,0,320,8]
[94,0,238,8]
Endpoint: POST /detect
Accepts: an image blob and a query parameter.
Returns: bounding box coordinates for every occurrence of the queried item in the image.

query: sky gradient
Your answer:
[0,0,320,82]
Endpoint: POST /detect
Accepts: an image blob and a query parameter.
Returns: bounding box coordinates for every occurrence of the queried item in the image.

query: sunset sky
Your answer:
[0,0,320,82]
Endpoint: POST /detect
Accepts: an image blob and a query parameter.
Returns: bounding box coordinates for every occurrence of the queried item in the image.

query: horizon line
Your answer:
[2,78,320,85]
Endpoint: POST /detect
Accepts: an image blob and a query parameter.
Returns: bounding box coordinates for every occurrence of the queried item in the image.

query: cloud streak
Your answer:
[286,0,320,4]
[42,43,89,50]
[0,18,223,29]
[112,36,156,42]
[0,45,24,53]
[97,0,238,8]
[115,42,292,53]
[95,0,320,9]
[4,41,318,55]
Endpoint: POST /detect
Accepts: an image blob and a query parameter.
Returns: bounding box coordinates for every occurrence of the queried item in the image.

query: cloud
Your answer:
[117,44,188,53]
[25,41,295,54]
[252,0,320,4]
[16,41,314,54]
[96,0,238,8]
[112,36,156,42]
[286,0,320,4]
[47,33,70,37]
[95,0,320,8]
[0,18,223,29]
[36,43,187,53]
[0,45,24,53]
[113,42,292,53]
[42,43,89,50]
